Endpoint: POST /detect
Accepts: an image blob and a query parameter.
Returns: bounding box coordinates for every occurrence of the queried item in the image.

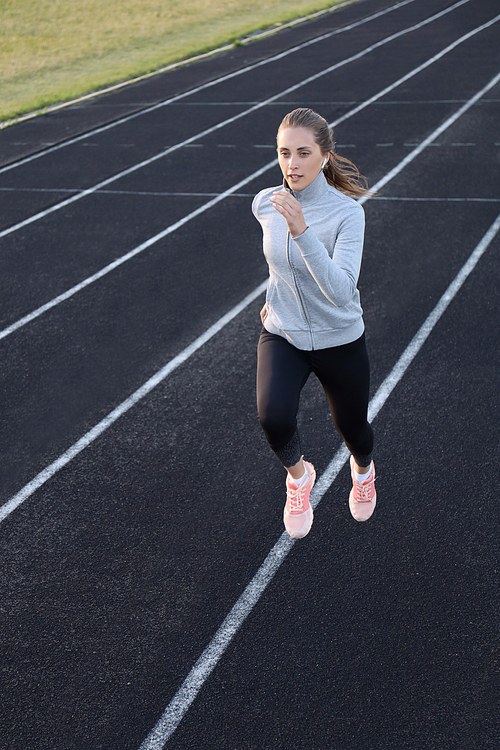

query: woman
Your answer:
[252,108,376,539]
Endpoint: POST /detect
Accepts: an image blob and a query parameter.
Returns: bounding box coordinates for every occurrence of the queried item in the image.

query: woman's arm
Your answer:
[270,190,365,307]
[294,207,365,307]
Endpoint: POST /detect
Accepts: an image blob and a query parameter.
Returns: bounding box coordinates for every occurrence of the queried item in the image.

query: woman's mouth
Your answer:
[288,174,302,182]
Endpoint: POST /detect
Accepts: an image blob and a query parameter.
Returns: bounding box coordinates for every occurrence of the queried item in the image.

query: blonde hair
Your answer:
[278,108,370,198]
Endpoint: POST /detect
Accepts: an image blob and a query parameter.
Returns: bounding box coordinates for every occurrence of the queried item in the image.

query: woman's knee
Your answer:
[342,421,373,458]
[258,402,296,445]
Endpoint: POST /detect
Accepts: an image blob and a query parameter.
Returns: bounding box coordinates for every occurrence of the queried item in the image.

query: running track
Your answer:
[0,0,499,747]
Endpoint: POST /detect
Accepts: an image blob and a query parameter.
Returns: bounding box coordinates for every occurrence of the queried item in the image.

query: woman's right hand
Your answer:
[260,304,268,324]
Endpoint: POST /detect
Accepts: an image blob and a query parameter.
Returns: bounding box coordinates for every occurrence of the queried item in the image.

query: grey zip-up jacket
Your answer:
[252,170,366,350]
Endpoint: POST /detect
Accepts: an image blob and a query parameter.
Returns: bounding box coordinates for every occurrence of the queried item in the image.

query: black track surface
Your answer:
[0,0,499,748]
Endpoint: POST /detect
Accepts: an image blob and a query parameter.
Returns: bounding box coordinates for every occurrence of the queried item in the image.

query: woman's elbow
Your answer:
[327,281,356,307]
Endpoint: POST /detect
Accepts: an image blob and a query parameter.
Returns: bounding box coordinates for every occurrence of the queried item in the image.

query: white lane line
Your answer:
[357,70,500,206]
[0,187,80,193]
[7,189,499,202]
[0,0,476,241]
[0,165,274,342]
[367,212,500,422]
[0,279,268,525]
[2,40,498,344]
[373,197,500,202]
[0,0,420,172]
[0,187,229,197]
[137,209,500,750]
[0,1,415,133]
[322,15,500,133]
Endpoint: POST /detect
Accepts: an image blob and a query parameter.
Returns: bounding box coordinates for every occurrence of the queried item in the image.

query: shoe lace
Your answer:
[287,482,307,512]
[355,475,375,503]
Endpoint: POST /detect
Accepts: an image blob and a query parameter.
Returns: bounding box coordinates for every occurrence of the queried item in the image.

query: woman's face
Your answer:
[277,126,325,190]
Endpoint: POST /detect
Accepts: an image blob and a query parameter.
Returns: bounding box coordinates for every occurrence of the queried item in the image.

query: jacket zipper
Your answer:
[286,231,314,350]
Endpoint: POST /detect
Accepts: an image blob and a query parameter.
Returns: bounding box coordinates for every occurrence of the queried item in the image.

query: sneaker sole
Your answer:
[284,506,314,539]
[349,490,377,522]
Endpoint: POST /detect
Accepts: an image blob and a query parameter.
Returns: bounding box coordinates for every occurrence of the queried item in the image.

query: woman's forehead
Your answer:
[277,126,318,149]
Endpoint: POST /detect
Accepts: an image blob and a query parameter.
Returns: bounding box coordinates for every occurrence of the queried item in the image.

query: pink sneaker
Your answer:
[284,460,316,539]
[349,456,376,522]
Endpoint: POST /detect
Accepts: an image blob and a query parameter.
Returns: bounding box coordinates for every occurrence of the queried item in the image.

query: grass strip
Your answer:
[1,0,349,124]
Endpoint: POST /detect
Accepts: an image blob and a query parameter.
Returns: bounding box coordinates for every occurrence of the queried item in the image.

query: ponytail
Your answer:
[322,152,370,198]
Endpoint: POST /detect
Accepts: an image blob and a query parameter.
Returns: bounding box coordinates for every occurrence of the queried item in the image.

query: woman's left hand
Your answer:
[270,190,307,238]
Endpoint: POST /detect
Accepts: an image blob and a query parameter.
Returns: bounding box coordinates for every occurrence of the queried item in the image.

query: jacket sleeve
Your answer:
[292,203,365,307]
[251,189,268,220]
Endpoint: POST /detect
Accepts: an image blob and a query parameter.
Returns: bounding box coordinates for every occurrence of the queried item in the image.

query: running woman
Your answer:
[253,108,376,539]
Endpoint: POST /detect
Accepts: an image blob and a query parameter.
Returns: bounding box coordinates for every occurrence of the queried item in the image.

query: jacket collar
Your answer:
[285,170,329,206]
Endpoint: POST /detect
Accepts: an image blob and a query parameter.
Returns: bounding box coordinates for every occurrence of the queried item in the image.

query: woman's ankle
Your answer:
[287,456,305,480]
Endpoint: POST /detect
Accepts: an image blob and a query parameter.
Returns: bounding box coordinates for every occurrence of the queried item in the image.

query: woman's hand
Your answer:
[270,190,308,238]
[260,304,268,324]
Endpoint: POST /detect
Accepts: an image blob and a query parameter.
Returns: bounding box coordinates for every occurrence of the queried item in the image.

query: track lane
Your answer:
[2,196,498,748]
[0,61,498,513]
[142,210,500,750]
[0,90,495,513]
[0,11,497,347]
[0,0,479,234]
[0,0,423,167]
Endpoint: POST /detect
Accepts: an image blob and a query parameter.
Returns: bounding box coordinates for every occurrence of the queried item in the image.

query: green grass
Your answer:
[1,0,348,124]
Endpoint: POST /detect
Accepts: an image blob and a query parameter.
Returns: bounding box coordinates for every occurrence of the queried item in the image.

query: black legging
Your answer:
[257,328,373,468]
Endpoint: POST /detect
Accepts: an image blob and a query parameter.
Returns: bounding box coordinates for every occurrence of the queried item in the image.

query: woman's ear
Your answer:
[321,157,328,169]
